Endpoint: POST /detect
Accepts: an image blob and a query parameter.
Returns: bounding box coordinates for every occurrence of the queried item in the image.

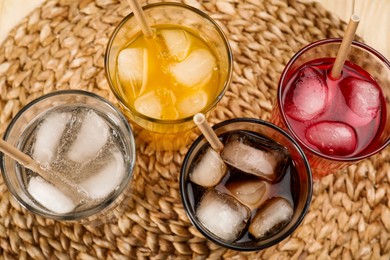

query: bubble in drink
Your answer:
[32,112,71,165]
[117,48,148,96]
[170,48,216,88]
[284,66,328,121]
[196,189,250,241]
[67,110,110,163]
[305,121,357,156]
[221,132,289,182]
[340,76,381,126]
[177,90,208,118]
[189,147,227,187]
[28,176,76,214]
[79,149,125,200]
[226,179,270,211]
[248,197,293,239]
[160,29,191,61]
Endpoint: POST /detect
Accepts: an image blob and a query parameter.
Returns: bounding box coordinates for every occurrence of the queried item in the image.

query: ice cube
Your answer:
[284,66,328,121]
[248,197,293,239]
[177,90,208,118]
[32,112,71,165]
[170,48,215,88]
[190,147,227,187]
[305,121,357,156]
[134,91,162,119]
[28,176,76,214]
[67,110,109,163]
[196,189,250,241]
[160,29,191,61]
[134,89,179,119]
[221,132,289,182]
[117,48,148,96]
[226,178,270,210]
[79,149,125,200]
[340,76,381,126]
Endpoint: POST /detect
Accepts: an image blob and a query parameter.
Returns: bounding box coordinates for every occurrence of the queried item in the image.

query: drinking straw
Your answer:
[0,139,88,203]
[331,14,360,79]
[126,0,154,38]
[193,113,224,152]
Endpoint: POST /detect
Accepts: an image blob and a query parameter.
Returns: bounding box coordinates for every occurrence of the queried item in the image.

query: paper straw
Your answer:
[126,0,154,38]
[193,113,224,152]
[331,14,360,79]
[0,139,88,203]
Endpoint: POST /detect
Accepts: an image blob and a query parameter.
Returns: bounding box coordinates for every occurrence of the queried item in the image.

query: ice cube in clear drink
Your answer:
[170,48,215,88]
[305,121,357,156]
[284,66,328,121]
[196,189,250,241]
[79,149,125,200]
[221,132,289,182]
[32,112,71,165]
[177,90,208,118]
[27,176,76,214]
[226,178,270,210]
[190,147,227,187]
[117,47,148,96]
[67,110,109,163]
[248,197,293,239]
[160,29,191,61]
[340,76,381,126]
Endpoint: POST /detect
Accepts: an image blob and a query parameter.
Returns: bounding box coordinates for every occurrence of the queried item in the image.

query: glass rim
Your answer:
[277,38,390,162]
[104,2,233,126]
[180,117,313,251]
[0,90,136,221]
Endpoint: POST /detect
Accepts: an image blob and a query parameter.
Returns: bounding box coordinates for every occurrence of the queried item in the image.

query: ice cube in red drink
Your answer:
[340,76,381,126]
[284,66,328,121]
[305,121,357,156]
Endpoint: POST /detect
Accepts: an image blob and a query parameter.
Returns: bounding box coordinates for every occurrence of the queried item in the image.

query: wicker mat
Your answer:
[1,0,390,258]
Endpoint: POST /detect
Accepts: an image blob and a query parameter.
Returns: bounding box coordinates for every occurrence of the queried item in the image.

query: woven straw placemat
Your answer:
[1,0,390,259]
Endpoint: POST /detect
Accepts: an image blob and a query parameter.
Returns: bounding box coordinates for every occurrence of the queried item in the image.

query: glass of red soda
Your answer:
[272,38,390,179]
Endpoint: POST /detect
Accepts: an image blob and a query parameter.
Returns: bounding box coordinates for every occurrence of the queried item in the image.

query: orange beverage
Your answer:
[105,3,233,150]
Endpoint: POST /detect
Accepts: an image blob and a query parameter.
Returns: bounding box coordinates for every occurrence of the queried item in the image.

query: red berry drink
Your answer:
[283,58,385,157]
[272,39,390,178]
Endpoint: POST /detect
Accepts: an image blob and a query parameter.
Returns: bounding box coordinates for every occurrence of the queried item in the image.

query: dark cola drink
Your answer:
[186,130,299,243]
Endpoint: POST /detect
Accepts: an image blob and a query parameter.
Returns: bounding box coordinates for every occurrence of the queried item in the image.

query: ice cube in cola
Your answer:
[221,131,289,182]
[187,130,297,244]
[189,147,227,187]
[249,197,293,239]
[196,189,251,242]
[24,106,128,214]
[225,178,270,211]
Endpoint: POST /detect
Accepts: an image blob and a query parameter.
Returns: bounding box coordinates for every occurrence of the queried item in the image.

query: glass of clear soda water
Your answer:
[105,2,233,150]
[180,118,312,251]
[0,90,135,222]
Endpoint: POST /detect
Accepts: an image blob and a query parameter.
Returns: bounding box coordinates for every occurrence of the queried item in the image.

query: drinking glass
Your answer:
[0,90,136,222]
[105,2,233,150]
[180,118,312,251]
[272,39,390,179]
